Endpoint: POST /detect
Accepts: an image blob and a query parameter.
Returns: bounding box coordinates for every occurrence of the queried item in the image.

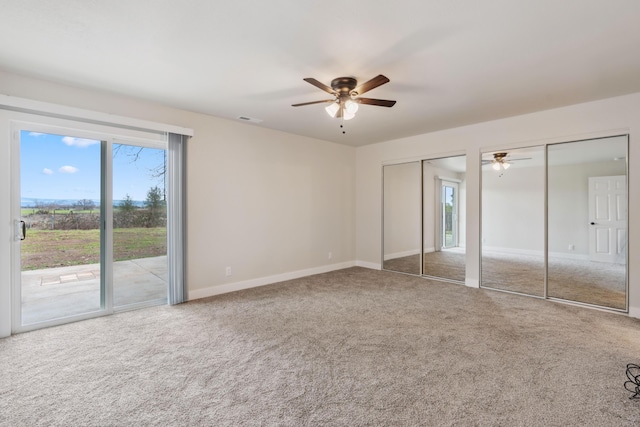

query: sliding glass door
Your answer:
[15,126,168,331]
[112,142,168,309]
[19,130,105,325]
[441,181,458,249]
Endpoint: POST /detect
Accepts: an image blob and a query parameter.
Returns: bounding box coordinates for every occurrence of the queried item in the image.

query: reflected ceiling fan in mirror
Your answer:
[482,152,532,171]
[292,75,396,133]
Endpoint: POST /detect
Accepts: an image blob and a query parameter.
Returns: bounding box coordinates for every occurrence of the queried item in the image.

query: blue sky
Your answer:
[21,130,165,203]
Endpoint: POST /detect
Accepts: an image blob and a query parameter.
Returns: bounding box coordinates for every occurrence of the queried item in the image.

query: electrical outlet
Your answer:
[225,266,232,276]
[328,252,333,260]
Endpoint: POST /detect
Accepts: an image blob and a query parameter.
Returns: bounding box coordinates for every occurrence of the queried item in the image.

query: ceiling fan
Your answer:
[292,75,396,124]
[482,152,532,171]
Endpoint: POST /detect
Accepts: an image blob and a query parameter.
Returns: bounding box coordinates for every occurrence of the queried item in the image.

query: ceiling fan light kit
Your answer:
[325,101,340,118]
[492,159,511,171]
[293,74,396,133]
[484,152,532,173]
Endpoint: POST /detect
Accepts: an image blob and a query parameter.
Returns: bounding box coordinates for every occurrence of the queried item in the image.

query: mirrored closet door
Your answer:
[422,156,466,282]
[481,135,628,311]
[382,162,421,275]
[481,146,545,296]
[547,136,628,310]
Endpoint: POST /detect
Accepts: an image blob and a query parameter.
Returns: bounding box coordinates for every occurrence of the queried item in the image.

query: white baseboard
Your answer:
[548,251,590,261]
[188,261,355,301]
[482,246,543,257]
[629,306,640,319]
[356,260,381,270]
[383,249,420,261]
[483,247,590,261]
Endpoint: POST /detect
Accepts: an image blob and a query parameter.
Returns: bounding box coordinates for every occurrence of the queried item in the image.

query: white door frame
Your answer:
[10,119,166,333]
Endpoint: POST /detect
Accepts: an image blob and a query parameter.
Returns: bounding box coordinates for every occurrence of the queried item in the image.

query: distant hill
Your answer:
[21,197,146,208]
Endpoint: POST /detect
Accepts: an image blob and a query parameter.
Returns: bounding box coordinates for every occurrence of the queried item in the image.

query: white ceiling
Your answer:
[1,1,640,147]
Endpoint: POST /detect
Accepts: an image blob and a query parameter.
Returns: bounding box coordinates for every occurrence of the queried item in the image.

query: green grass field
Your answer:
[21,228,167,270]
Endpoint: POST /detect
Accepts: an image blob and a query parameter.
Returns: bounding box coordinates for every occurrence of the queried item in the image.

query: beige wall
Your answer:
[482,161,545,253]
[0,71,355,336]
[355,92,640,317]
[382,162,421,259]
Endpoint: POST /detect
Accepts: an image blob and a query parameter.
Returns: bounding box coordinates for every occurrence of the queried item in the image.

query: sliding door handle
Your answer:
[20,220,26,240]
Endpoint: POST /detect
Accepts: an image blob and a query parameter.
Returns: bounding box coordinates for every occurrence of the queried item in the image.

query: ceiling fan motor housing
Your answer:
[331,77,358,97]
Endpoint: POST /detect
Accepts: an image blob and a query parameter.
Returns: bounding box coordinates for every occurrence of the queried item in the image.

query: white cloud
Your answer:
[29,132,45,137]
[62,136,100,147]
[42,168,53,175]
[59,165,79,174]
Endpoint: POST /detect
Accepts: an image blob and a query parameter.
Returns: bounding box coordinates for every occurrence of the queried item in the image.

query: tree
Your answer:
[145,186,164,209]
[113,144,166,192]
[145,186,165,227]
[120,194,136,213]
[76,199,96,211]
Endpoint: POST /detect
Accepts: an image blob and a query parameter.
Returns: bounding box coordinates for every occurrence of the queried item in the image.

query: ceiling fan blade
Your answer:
[508,157,533,161]
[291,99,335,107]
[354,75,390,95]
[303,78,336,95]
[357,97,396,107]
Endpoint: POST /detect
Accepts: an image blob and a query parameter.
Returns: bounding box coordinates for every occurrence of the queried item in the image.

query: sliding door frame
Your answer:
[10,118,169,333]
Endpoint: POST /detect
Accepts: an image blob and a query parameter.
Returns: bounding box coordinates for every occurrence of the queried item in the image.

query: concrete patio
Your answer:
[20,256,168,325]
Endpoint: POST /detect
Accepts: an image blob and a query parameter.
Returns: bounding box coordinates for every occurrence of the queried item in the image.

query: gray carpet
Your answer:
[386,251,626,309]
[423,250,466,282]
[383,251,468,280]
[481,252,626,310]
[1,267,639,426]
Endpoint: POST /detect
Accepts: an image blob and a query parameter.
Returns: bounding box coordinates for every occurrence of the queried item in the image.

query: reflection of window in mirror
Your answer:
[382,162,421,275]
[423,156,466,282]
[481,147,545,296]
[547,135,628,310]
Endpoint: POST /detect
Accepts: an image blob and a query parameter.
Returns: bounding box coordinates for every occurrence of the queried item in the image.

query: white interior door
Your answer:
[588,176,627,263]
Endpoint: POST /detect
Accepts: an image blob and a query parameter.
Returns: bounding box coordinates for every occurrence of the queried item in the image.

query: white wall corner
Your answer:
[356,260,382,270]
[188,261,356,301]
[465,278,480,288]
[629,306,640,320]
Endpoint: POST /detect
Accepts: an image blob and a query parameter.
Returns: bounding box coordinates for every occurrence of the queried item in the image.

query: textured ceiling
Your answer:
[1,0,640,146]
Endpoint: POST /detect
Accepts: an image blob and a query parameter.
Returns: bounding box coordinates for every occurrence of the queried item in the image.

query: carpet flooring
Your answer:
[1,267,639,426]
[386,251,626,309]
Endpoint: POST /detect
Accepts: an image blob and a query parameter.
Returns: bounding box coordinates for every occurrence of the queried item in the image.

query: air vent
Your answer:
[237,116,263,124]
